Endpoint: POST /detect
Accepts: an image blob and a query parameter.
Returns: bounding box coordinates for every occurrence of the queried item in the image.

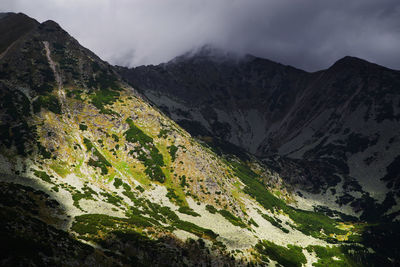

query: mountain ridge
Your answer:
[0,12,399,266]
[119,43,400,222]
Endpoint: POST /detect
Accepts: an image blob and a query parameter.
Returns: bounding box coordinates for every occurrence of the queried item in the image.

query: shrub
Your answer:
[79,124,88,131]
[205,204,217,214]
[180,175,188,187]
[111,134,119,142]
[113,178,123,188]
[178,206,200,217]
[33,170,52,183]
[173,220,218,239]
[168,145,178,161]
[218,209,246,228]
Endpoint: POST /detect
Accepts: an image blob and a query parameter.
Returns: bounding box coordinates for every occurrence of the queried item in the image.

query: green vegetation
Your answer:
[116,183,219,240]
[136,185,145,193]
[100,192,123,207]
[71,184,98,210]
[178,206,200,217]
[172,220,218,240]
[166,188,183,205]
[71,213,153,236]
[33,94,61,114]
[256,240,306,267]
[262,214,289,233]
[79,124,87,131]
[113,178,123,188]
[33,170,52,183]
[50,162,70,178]
[125,118,165,182]
[125,118,153,145]
[168,145,178,161]
[111,134,119,142]
[83,138,112,175]
[206,204,217,214]
[230,160,346,239]
[122,182,131,191]
[66,89,83,100]
[158,128,170,138]
[88,71,121,114]
[249,218,259,227]
[306,245,357,267]
[37,142,51,159]
[142,201,179,223]
[231,160,284,210]
[180,175,188,187]
[289,209,345,238]
[218,209,246,228]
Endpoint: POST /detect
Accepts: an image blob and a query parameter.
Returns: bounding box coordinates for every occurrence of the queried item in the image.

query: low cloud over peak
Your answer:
[1,0,400,71]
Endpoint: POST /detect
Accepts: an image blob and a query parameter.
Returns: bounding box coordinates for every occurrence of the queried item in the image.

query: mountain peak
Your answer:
[39,19,64,32]
[168,44,245,65]
[329,55,379,71]
[0,12,39,54]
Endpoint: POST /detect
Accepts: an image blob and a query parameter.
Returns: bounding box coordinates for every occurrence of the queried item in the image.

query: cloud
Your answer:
[1,0,400,71]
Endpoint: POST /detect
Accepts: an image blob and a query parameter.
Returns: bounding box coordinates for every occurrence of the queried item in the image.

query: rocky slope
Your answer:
[119,46,400,223]
[0,13,398,266]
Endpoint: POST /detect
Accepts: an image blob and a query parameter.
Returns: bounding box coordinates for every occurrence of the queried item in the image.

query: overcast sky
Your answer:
[1,0,400,71]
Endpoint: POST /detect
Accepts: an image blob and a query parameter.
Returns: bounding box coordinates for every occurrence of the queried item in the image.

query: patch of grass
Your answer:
[50,162,70,178]
[288,209,345,238]
[306,245,358,267]
[255,240,306,267]
[72,213,153,236]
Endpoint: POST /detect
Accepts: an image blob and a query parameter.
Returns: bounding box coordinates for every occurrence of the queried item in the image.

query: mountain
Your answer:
[0,13,399,266]
[119,47,400,221]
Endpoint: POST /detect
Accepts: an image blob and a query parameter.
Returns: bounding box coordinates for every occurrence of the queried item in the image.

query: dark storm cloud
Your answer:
[1,0,400,71]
